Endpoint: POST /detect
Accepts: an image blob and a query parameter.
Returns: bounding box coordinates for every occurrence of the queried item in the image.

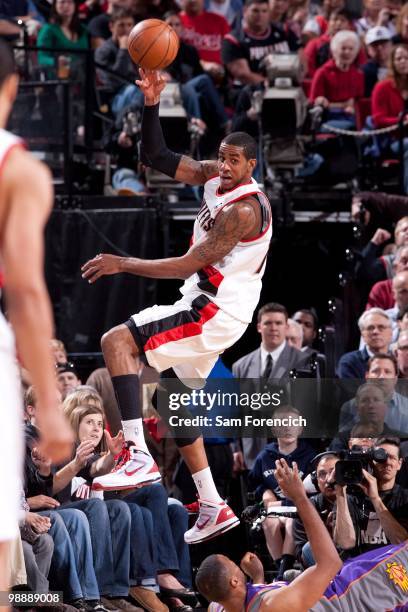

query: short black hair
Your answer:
[0,40,16,89]
[257,302,288,323]
[293,308,319,330]
[221,132,257,161]
[110,7,135,22]
[376,436,401,458]
[366,353,398,375]
[195,555,233,603]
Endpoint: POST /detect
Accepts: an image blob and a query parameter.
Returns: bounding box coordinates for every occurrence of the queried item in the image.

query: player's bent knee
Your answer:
[101,324,138,358]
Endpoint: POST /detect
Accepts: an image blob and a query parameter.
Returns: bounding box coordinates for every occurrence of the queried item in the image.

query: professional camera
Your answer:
[335,445,388,486]
[241,503,298,531]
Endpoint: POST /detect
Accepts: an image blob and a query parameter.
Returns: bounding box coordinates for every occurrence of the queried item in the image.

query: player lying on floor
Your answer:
[196,459,408,612]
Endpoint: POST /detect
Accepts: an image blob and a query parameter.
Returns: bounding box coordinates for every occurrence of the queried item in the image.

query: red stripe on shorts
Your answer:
[144,301,219,352]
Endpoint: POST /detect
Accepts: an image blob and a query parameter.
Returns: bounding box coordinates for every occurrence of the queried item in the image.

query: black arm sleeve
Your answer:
[140,103,182,178]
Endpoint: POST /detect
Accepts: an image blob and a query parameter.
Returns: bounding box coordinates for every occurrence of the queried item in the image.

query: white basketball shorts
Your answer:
[126,294,247,387]
[0,314,23,541]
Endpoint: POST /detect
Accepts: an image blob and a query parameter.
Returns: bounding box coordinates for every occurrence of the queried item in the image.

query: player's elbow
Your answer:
[322,554,343,577]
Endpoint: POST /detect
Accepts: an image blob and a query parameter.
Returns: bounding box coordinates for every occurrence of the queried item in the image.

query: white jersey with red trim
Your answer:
[0,129,23,293]
[0,128,23,172]
[179,176,272,324]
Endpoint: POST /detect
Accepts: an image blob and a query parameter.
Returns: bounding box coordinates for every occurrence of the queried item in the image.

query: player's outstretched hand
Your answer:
[274,459,306,504]
[81,253,122,284]
[136,68,166,104]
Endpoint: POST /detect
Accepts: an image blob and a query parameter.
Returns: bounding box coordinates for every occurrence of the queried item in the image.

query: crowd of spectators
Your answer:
[6,0,408,191]
[8,289,408,609]
[3,0,408,608]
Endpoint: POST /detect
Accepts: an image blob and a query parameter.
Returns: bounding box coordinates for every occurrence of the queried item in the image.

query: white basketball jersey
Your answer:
[0,128,23,289]
[0,128,23,171]
[180,176,272,323]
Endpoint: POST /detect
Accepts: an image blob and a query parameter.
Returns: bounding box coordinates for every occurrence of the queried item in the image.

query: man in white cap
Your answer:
[363,26,392,96]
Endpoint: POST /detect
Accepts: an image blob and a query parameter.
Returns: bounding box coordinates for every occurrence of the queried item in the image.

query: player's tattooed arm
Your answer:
[188,200,257,264]
[81,199,257,283]
[174,157,219,186]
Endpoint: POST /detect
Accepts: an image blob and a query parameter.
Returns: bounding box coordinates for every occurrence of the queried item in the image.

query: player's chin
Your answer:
[220,177,234,190]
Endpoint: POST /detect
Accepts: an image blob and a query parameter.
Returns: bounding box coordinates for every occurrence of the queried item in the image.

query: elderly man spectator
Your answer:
[339,353,408,434]
[396,329,408,378]
[362,26,392,96]
[337,308,393,379]
[179,0,230,80]
[385,270,408,341]
[310,29,364,130]
[330,383,403,451]
[286,318,304,350]
[336,438,408,552]
[304,9,353,78]
[366,245,408,310]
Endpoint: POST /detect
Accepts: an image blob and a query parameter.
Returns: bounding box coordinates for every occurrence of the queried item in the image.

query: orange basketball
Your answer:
[128,18,179,70]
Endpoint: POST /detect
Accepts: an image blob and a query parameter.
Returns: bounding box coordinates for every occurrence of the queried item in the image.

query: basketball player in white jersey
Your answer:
[81,69,272,544]
[0,40,73,595]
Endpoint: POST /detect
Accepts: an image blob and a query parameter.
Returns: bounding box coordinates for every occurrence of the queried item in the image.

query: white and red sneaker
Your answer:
[184,499,239,544]
[92,447,161,491]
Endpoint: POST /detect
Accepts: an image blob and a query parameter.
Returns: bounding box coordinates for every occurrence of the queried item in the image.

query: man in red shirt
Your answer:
[310,29,364,130]
[179,0,230,80]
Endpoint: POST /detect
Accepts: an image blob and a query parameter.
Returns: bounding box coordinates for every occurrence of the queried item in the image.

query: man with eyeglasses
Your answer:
[335,438,408,553]
[339,354,408,435]
[293,453,360,568]
[337,308,393,379]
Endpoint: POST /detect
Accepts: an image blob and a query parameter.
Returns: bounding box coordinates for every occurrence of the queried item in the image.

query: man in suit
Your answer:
[232,302,311,468]
[337,308,393,379]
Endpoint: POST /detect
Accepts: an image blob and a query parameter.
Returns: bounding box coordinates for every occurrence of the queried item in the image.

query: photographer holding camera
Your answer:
[293,452,360,568]
[335,437,408,553]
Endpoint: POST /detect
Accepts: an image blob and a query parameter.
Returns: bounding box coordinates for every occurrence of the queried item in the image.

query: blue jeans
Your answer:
[63,498,130,597]
[322,110,355,133]
[112,84,144,116]
[127,502,158,589]
[167,499,192,588]
[112,168,145,194]
[124,484,179,573]
[42,509,99,601]
[302,541,315,567]
[181,74,228,125]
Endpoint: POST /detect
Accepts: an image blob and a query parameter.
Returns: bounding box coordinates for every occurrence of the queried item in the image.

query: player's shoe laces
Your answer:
[92,447,161,491]
[184,498,239,544]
